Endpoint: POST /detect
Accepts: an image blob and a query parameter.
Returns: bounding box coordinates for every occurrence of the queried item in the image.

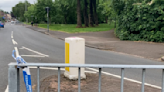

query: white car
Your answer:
[11,21,16,24]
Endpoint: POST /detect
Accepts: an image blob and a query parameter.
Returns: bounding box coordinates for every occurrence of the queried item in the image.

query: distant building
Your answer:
[7,14,12,20]
[0,11,12,21]
[0,11,4,17]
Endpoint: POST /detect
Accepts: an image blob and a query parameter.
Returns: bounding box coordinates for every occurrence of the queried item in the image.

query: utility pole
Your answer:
[45,7,50,33]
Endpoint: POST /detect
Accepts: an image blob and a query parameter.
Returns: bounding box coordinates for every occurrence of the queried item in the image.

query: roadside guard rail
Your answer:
[8,63,164,92]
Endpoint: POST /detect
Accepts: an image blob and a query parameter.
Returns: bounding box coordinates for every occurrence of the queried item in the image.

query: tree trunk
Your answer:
[89,0,94,27]
[115,16,116,28]
[83,0,89,27]
[76,0,82,28]
[93,0,98,26]
[64,15,67,24]
[105,16,108,23]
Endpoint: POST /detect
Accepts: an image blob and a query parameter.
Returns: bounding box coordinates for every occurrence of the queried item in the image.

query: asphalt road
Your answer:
[1,23,164,92]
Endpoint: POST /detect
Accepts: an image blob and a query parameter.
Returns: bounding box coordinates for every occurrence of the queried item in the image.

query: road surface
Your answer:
[0,23,164,91]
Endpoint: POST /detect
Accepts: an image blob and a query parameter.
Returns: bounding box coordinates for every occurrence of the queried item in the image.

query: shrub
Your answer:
[113,0,164,42]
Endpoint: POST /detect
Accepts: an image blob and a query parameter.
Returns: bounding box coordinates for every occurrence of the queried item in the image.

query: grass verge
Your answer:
[38,23,114,33]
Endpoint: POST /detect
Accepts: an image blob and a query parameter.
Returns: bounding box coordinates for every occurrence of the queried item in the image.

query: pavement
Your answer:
[1,23,164,92]
[26,24,164,61]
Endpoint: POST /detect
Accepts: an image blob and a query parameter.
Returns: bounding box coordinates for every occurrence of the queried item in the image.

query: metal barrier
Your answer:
[8,62,164,92]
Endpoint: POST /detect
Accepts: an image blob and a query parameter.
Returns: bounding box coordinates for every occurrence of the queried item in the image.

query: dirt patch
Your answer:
[40,73,160,92]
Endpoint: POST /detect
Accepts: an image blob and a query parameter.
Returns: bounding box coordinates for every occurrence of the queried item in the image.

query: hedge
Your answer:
[114,0,164,42]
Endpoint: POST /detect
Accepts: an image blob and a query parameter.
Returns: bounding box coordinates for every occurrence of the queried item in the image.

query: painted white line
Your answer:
[12,39,14,44]
[87,68,161,89]
[21,55,46,57]
[11,31,13,38]
[14,47,19,57]
[102,71,121,78]
[85,71,97,73]
[5,85,8,92]
[12,39,18,45]
[87,68,98,72]
[20,46,49,57]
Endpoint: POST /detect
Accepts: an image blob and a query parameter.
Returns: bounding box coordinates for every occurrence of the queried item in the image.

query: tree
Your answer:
[89,0,94,27]
[24,5,36,22]
[12,1,31,21]
[83,0,89,27]
[10,12,15,18]
[93,0,99,25]
[12,0,108,25]
[35,0,54,24]
[52,0,76,24]
[76,0,82,28]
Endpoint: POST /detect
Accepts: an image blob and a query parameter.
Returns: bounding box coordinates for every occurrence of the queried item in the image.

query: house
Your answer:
[0,11,4,17]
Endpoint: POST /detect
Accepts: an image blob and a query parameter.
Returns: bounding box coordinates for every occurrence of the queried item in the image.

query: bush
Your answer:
[114,0,164,42]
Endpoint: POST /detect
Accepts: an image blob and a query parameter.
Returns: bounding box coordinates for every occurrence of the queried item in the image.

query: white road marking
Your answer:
[85,71,97,73]
[87,68,161,89]
[11,31,13,38]
[20,46,49,57]
[14,47,19,57]
[5,85,8,92]
[21,55,46,57]
[12,39,14,44]
[12,39,18,45]
[11,31,13,35]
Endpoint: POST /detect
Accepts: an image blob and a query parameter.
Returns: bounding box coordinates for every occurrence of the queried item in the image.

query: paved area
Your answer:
[26,25,164,61]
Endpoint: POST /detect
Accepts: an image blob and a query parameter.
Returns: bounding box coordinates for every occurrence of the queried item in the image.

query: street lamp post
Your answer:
[45,7,50,32]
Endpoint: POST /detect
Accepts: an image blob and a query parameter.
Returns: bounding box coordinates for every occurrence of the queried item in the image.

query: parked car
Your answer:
[0,21,4,28]
[11,21,16,24]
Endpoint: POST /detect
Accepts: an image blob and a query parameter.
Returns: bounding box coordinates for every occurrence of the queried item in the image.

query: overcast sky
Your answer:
[0,0,36,12]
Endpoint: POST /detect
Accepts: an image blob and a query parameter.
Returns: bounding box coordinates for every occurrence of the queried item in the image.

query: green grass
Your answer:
[38,23,114,33]
[24,22,31,25]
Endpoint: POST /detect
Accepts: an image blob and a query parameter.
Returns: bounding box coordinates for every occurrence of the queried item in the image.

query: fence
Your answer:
[8,62,164,92]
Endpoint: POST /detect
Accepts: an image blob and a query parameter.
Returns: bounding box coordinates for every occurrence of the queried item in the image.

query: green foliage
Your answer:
[35,0,55,23]
[98,0,116,23]
[52,0,77,24]
[12,0,111,25]
[24,5,36,22]
[12,1,31,21]
[113,0,164,42]
[38,23,114,33]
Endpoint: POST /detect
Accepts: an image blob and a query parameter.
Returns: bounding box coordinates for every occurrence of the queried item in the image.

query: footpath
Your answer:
[25,25,164,61]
